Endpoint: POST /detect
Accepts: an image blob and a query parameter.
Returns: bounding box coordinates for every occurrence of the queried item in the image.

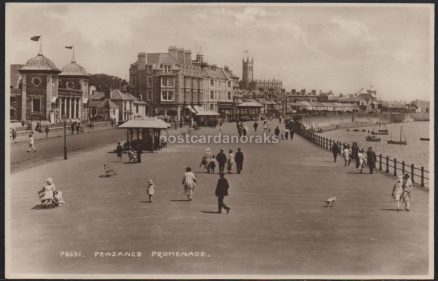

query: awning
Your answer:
[195,110,220,116]
[186,105,196,114]
[50,96,58,103]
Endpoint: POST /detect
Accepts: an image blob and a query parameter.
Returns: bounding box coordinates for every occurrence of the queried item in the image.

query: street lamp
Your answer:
[63,115,68,160]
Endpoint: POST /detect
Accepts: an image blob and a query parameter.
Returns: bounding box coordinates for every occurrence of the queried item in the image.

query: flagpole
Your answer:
[39,36,43,55]
[72,46,75,62]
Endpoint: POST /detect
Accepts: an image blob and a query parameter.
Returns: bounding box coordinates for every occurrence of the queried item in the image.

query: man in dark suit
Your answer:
[331,142,339,162]
[234,148,244,174]
[215,173,230,214]
[216,149,227,174]
[367,147,377,174]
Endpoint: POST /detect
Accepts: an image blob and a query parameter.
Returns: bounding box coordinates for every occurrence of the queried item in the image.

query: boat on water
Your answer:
[388,126,407,145]
[353,129,360,132]
[366,135,381,142]
[367,126,381,141]
[389,113,406,123]
[376,121,389,135]
[410,112,430,121]
[420,137,430,141]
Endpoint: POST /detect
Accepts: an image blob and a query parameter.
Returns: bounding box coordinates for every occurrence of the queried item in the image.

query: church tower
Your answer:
[241,57,253,90]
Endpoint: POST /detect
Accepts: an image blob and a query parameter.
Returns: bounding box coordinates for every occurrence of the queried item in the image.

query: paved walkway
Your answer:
[7,121,431,278]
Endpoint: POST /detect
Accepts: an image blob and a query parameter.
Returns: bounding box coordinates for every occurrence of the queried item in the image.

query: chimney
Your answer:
[104,88,111,100]
[168,46,178,60]
[177,48,185,65]
[184,50,192,65]
[196,54,204,64]
[211,64,217,71]
[137,52,147,70]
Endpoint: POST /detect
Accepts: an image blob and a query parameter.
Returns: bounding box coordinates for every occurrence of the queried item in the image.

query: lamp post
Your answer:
[63,115,68,160]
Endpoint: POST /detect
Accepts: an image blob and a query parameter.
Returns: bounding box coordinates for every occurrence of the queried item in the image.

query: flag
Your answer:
[31,36,41,41]
[65,46,73,49]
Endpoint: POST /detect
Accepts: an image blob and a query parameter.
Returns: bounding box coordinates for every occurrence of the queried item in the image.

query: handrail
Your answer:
[294,124,430,188]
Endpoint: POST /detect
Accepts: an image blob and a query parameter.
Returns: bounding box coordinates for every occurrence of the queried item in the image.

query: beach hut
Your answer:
[118,117,169,151]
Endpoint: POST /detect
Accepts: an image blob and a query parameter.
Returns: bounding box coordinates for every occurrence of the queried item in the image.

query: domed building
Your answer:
[18,53,61,122]
[58,60,90,121]
[14,52,90,123]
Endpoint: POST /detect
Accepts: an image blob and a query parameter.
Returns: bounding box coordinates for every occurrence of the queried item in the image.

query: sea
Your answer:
[320,121,431,170]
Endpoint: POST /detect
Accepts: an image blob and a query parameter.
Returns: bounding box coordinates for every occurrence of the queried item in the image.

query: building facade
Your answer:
[201,64,234,115]
[129,46,203,120]
[11,51,90,124]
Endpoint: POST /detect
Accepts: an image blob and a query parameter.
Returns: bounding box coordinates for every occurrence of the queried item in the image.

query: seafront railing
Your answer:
[295,126,430,188]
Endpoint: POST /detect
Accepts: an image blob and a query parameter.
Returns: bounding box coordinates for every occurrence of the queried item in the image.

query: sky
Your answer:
[5,3,434,101]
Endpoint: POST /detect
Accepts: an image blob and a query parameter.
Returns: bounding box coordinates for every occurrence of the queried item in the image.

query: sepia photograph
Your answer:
[5,3,434,279]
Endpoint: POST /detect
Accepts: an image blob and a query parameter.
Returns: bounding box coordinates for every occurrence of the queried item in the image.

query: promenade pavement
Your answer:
[7,121,430,277]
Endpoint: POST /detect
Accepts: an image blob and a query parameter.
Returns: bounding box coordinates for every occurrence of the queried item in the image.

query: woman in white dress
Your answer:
[41,178,56,208]
[391,176,403,211]
[182,167,197,201]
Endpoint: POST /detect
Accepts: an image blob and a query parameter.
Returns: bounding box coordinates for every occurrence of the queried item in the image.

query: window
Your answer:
[66,81,75,89]
[136,105,139,113]
[31,77,42,87]
[147,77,152,87]
[227,92,231,100]
[168,78,174,87]
[147,90,152,100]
[228,81,231,87]
[210,104,214,110]
[161,77,174,87]
[210,91,214,99]
[161,91,174,101]
[210,79,214,86]
[32,98,41,112]
[163,65,171,73]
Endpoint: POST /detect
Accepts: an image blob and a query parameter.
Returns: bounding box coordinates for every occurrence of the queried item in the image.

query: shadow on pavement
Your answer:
[200,211,220,214]
[170,199,191,202]
[380,208,402,212]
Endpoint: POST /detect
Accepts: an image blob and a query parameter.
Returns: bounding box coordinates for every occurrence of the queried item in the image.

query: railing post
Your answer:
[386,156,389,173]
[421,167,425,187]
[411,164,415,183]
[379,154,382,171]
[393,158,397,176]
[402,161,405,175]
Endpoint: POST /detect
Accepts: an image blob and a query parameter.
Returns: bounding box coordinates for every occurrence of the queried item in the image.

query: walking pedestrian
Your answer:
[27,134,36,152]
[343,145,350,167]
[253,121,259,132]
[391,175,403,211]
[274,126,280,139]
[182,167,197,201]
[71,122,75,134]
[235,148,244,174]
[290,128,295,140]
[11,128,17,143]
[209,155,216,174]
[331,142,339,162]
[136,143,142,163]
[366,147,377,174]
[216,149,227,174]
[45,125,49,138]
[202,148,213,173]
[76,123,80,134]
[284,128,289,140]
[227,149,234,174]
[215,173,230,214]
[401,173,413,212]
[358,149,366,173]
[116,142,123,161]
[146,179,155,203]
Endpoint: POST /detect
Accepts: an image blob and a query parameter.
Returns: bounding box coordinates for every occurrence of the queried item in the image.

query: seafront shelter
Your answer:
[237,100,263,118]
[118,117,170,151]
